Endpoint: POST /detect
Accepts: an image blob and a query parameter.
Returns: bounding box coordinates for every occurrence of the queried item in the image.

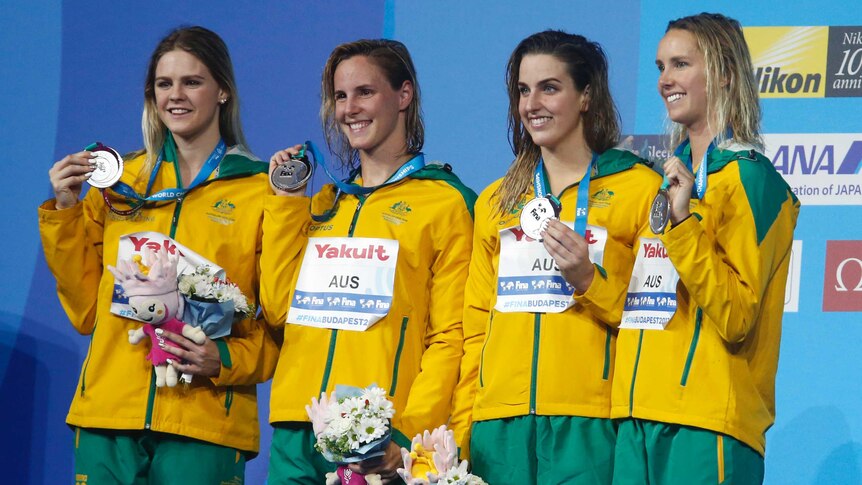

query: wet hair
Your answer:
[495,29,620,215]
[139,26,247,175]
[320,39,423,168]
[664,13,762,150]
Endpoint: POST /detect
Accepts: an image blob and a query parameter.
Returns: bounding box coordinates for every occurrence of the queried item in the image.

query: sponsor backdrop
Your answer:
[1,0,859,483]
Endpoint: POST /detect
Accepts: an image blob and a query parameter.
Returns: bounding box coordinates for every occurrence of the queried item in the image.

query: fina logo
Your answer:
[835,257,862,292]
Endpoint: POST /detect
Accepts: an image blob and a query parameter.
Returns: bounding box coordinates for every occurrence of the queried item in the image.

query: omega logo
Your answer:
[835,257,862,292]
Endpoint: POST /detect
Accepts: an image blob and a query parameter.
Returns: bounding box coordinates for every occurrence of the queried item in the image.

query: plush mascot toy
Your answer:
[108,247,206,387]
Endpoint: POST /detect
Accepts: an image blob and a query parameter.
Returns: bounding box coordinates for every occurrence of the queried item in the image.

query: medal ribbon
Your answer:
[303,140,425,222]
[660,138,714,199]
[533,153,598,236]
[96,132,226,204]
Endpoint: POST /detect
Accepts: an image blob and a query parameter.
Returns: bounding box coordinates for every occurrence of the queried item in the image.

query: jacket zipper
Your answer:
[389,317,409,397]
[146,175,186,428]
[602,327,612,380]
[320,196,364,395]
[529,313,541,414]
[680,308,703,386]
[80,318,98,396]
[628,330,644,415]
[478,311,495,388]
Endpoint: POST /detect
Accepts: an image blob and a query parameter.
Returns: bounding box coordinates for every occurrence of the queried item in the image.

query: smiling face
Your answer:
[154,49,225,144]
[333,55,412,158]
[517,54,589,153]
[656,29,710,134]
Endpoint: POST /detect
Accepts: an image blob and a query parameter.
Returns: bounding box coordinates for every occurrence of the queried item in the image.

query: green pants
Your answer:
[268,422,410,485]
[73,427,245,485]
[470,415,616,485]
[268,423,337,484]
[612,419,764,485]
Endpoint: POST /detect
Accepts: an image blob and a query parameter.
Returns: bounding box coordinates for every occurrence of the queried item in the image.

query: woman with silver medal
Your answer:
[611,14,800,485]
[40,27,273,483]
[449,31,662,484]
[261,39,475,483]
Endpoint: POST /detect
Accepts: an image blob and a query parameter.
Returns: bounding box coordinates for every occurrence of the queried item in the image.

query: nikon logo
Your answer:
[755,66,821,94]
[744,26,828,98]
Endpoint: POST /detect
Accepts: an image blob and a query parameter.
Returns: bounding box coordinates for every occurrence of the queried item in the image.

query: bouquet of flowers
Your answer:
[307,385,396,485]
[177,264,251,339]
[397,425,487,485]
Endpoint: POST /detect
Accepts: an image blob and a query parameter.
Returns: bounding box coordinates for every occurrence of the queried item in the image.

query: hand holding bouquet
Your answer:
[397,425,487,485]
[306,385,396,485]
[178,264,251,339]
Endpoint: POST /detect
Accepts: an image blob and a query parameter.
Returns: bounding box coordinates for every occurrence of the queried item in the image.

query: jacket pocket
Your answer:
[224,386,234,416]
[80,318,98,396]
[479,311,495,388]
[680,308,703,386]
[389,317,409,397]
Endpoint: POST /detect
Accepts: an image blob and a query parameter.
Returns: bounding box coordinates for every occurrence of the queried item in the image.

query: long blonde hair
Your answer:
[138,26,248,181]
[664,13,762,150]
[494,30,620,216]
[320,39,424,169]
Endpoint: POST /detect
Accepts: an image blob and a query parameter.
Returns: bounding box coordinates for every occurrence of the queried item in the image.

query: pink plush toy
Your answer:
[108,248,206,387]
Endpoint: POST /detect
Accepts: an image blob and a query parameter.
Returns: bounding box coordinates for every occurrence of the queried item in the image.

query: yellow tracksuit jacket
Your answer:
[260,164,476,443]
[38,149,276,454]
[450,150,662,455]
[611,145,800,456]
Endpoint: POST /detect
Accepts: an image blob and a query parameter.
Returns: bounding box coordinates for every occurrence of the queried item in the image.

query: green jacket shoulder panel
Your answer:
[411,163,478,219]
[736,152,797,245]
[595,148,646,179]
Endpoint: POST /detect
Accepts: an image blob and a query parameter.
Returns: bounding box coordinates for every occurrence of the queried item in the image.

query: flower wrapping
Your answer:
[307,385,395,465]
[178,265,251,339]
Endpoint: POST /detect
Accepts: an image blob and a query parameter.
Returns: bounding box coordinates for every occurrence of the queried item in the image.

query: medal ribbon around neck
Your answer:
[97,132,226,214]
[533,152,598,237]
[303,140,426,222]
[660,137,714,199]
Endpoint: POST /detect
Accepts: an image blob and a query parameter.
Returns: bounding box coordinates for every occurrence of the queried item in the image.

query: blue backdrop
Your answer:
[1,0,860,483]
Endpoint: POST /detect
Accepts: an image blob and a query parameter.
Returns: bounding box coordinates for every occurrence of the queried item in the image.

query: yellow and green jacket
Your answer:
[260,164,476,444]
[450,150,661,455]
[611,145,800,456]
[38,148,276,454]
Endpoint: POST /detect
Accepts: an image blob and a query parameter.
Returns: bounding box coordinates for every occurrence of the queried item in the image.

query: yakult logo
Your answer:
[128,235,184,256]
[642,241,669,259]
[314,243,391,261]
[823,240,862,312]
[509,226,598,244]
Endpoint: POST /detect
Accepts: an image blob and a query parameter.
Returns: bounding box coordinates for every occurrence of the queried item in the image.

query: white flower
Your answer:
[357,416,386,443]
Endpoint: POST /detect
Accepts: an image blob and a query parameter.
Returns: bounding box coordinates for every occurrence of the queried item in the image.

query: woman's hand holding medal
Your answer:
[49,150,97,209]
[541,219,594,294]
[662,156,695,226]
[269,144,312,196]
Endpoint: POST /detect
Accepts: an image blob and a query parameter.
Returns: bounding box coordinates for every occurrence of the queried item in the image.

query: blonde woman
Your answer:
[40,26,272,483]
[611,13,800,484]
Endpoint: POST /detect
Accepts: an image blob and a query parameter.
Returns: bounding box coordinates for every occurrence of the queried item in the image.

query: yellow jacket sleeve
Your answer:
[449,188,496,458]
[37,191,106,335]
[399,194,473,440]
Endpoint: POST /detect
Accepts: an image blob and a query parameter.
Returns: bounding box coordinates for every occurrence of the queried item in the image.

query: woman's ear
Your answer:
[399,80,414,111]
[580,85,591,113]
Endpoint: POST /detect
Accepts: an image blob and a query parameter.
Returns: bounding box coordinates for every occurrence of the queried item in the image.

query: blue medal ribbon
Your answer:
[532,153,598,237]
[105,133,226,204]
[303,140,425,221]
[660,138,715,199]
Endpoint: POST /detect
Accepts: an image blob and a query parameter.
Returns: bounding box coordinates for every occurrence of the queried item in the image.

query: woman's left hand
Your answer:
[157,328,221,377]
[347,441,402,483]
[542,219,594,294]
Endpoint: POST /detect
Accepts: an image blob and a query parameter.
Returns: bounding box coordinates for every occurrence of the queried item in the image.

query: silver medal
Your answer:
[649,189,671,234]
[271,155,313,191]
[519,197,561,240]
[87,144,123,189]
